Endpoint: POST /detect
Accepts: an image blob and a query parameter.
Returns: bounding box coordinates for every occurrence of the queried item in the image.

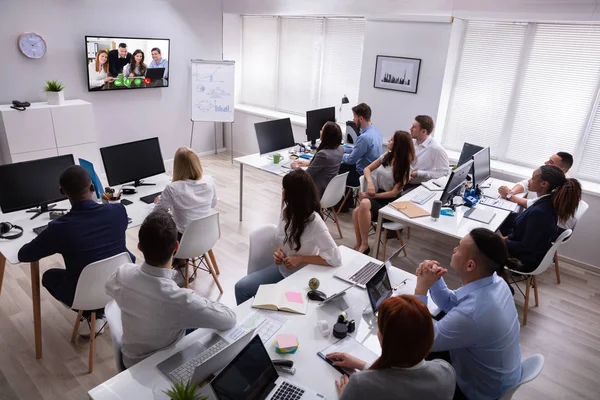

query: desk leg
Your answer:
[0,254,6,296]
[30,261,42,359]
[374,214,383,259]
[239,164,244,222]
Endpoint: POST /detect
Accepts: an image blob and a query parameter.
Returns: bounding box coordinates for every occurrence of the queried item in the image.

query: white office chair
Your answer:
[553,200,588,284]
[70,252,132,373]
[321,172,349,239]
[247,224,278,275]
[174,213,223,293]
[506,229,572,325]
[104,299,126,372]
[499,354,545,399]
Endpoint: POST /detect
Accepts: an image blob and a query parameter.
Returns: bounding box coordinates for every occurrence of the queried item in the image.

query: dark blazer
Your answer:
[108,49,132,77]
[306,146,345,198]
[506,195,557,271]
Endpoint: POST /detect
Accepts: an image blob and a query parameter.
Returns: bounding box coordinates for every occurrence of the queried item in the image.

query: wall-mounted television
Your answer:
[85,36,170,92]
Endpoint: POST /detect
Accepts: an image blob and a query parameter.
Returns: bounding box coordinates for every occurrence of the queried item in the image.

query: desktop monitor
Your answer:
[472,147,491,187]
[306,107,336,148]
[0,154,75,218]
[457,142,484,166]
[440,160,473,207]
[100,137,165,187]
[254,118,296,155]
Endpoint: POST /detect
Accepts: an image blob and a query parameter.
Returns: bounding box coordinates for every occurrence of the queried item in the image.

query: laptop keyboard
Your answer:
[272,382,305,400]
[140,191,162,204]
[168,339,228,382]
[348,262,382,285]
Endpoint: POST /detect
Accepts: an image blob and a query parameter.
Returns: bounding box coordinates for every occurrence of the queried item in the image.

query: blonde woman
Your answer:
[88,50,114,89]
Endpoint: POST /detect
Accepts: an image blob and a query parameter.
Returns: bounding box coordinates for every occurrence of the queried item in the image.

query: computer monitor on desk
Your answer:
[306,107,335,149]
[254,118,296,155]
[472,147,491,188]
[457,142,484,166]
[440,160,473,209]
[0,154,75,219]
[100,137,166,187]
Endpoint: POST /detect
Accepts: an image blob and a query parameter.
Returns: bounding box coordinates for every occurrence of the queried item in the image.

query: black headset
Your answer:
[0,222,24,240]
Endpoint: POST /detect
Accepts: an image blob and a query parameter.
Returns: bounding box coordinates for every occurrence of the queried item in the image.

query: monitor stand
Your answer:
[133,179,155,187]
[442,196,459,211]
[27,204,67,220]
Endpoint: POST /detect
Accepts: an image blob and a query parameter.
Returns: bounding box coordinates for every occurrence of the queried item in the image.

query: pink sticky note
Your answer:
[276,334,297,349]
[285,291,303,304]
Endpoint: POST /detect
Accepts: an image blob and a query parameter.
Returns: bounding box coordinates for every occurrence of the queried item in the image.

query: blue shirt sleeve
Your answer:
[342,135,368,167]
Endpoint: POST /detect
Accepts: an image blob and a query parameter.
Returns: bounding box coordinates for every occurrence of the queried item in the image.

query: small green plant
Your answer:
[43,80,64,92]
[163,379,207,400]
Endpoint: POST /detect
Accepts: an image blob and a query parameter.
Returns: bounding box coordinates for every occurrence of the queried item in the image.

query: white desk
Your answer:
[88,246,437,400]
[372,179,515,258]
[0,173,171,359]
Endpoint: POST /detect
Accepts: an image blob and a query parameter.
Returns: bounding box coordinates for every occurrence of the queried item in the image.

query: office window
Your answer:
[241,16,365,115]
[443,21,600,182]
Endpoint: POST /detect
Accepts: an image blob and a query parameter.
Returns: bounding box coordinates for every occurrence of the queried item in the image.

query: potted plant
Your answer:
[43,80,65,105]
[162,380,207,400]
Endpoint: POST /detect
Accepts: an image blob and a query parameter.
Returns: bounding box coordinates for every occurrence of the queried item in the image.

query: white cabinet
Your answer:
[0,99,100,171]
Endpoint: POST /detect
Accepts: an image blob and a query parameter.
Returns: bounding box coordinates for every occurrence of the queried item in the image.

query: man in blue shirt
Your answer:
[340,103,383,187]
[149,47,169,79]
[18,166,134,332]
[414,228,522,400]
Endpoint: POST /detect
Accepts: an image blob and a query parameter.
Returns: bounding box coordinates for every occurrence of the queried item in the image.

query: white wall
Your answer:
[0,0,224,161]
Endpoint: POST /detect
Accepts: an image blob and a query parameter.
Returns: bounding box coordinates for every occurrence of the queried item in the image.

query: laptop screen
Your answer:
[366,264,393,314]
[212,335,278,400]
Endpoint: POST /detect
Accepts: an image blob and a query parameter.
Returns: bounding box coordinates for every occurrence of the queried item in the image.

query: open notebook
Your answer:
[252,284,308,315]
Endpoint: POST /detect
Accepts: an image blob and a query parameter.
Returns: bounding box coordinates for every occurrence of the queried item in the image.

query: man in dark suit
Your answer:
[108,42,131,77]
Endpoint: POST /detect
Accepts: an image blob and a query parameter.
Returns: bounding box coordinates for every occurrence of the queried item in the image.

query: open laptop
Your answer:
[366,263,393,316]
[145,67,166,80]
[211,335,325,400]
[157,329,255,384]
[334,247,404,288]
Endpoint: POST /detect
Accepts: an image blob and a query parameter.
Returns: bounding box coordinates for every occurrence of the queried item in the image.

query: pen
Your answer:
[392,278,409,291]
[432,181,442,188]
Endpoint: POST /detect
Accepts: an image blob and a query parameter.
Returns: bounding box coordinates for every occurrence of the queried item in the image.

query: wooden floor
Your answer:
[1,151,599,399]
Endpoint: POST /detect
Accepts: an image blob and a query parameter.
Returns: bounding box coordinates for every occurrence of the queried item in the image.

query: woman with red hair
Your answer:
[88,50,114,89]
[327,295,455,399]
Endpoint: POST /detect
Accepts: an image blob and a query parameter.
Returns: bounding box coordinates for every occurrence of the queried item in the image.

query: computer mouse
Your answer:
[307,290,327,302]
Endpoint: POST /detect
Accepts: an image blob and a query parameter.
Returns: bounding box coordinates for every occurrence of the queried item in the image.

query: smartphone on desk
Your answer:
[121,199,133,206]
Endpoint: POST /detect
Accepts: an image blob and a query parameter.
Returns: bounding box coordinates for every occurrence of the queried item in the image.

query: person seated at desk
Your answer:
[88,50,114,89]
[327,295,456,400]
[352,130,415,255]
[149,47,169,78]
[339,103,383,188]
[108,42,131,77]
[291,121,344,197]
[414,228,523,400]
[105,210,236,368]
[408,115,449,185]
[18,166,135,336]
[123,49,147,77]
[503,165,581,273]
[234,169,342,305]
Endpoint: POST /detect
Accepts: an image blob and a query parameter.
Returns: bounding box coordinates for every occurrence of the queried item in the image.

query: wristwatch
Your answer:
[506,193,513,200]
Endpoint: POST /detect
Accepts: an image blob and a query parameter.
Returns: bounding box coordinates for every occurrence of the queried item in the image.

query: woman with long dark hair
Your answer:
[291,122,344,197]
[505,164,581,272]
[352,130,415,254]
[234,169,342,305]
[327,295,456,400]
[123,49,147,77]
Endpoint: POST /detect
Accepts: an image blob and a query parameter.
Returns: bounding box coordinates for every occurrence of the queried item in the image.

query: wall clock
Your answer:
[18,32,47,59]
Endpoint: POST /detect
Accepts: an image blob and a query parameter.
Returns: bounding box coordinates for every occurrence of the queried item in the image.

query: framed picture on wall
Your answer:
[374,55,421,94]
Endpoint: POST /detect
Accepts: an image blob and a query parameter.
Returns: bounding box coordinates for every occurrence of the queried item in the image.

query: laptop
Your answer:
[145,67,166,80]
[211,335,325,400]
[334,247,404,288]
[157,329,255,384]
[366,264,393,315]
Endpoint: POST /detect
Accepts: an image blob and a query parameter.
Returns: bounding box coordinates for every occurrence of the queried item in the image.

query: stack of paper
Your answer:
[274,334,299,354]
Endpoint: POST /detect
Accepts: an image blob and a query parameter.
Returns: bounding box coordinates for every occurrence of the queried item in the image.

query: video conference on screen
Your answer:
[85,36,170,91]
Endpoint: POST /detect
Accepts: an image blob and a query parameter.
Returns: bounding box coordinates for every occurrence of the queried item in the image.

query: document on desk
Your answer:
[421,176,448,191]
[226,310,287,344]
[479,197,520,213]
[464,207,496,224]
[317,336,379,375]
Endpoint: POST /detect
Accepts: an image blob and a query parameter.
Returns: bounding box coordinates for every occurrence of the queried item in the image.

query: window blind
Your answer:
[579,103,600,179]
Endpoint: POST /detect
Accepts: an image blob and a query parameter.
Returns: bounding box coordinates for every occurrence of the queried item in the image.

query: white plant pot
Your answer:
[46,91,64,105]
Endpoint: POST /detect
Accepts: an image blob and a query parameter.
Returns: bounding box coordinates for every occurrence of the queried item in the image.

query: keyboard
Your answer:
[348,261,383,286]
[33,225,47,235]
[168,339,228,383]
[410,190,436,205]
[279,160,293,169]
[140,191,162,204]
[272,382,305,400]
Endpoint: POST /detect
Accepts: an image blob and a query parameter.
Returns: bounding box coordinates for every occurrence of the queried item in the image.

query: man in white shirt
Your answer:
[409,115,450,184]
[105,210,236,368]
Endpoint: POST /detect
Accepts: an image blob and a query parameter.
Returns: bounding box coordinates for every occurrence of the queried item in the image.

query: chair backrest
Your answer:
[174,212,220,260]
[499,354,545,400]
[247,224,277,275]
[563,200,589,242]
[105,299,126,372]
[321,172,349,208]
[530,229,572,276]
[71,252,132,311]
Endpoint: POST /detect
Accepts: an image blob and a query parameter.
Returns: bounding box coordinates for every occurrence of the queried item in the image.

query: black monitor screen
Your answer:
[100,138,165,186]
[440,160,473,205]
[0,155,74,213]
[367,265,393,314]
[306,107,336,142]
[255,118,296,155]
[211,335,278,400]
[472,147,491,187]
[457,142,484,166]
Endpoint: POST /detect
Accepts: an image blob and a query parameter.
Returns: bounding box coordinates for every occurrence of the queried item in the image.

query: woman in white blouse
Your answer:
[352,130,415,255]
[123,49,147,77]
[234,169,342,305]
[88,50,114,89]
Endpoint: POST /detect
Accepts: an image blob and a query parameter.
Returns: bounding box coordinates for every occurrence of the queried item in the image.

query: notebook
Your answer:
[252,284,308,315]
[421,176,448,191]
[317,336,379,375]
[464,207,496,224]
[389,201,431,218]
